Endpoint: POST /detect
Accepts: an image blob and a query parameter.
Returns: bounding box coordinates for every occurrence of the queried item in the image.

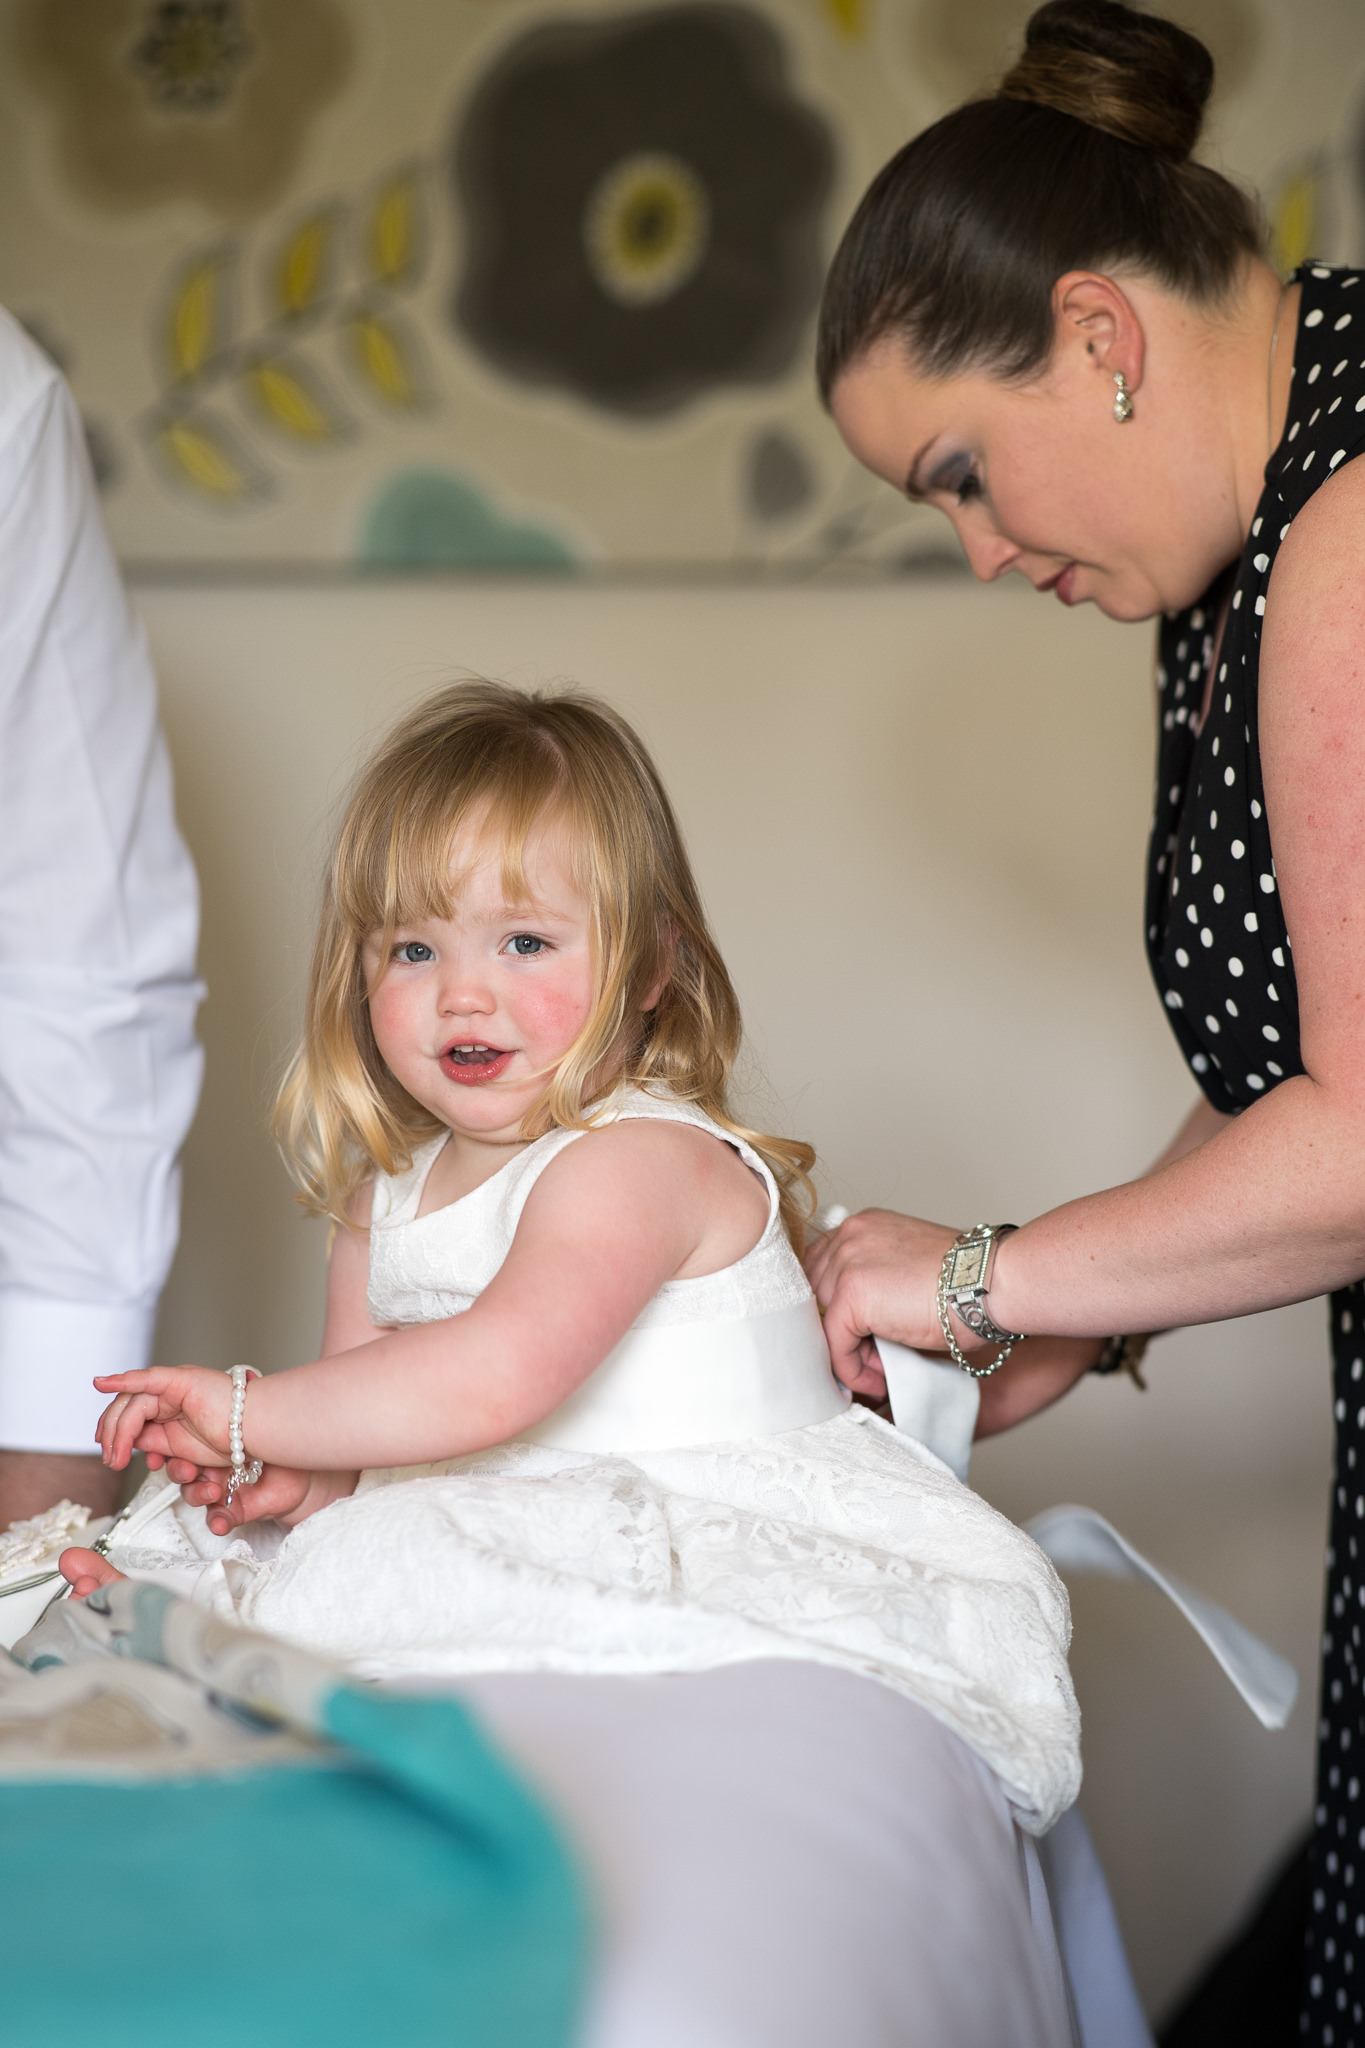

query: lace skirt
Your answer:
[114,1406,1080,1834]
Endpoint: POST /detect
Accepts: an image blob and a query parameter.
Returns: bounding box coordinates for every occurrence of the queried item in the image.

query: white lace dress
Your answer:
[116,1087,1080,1834]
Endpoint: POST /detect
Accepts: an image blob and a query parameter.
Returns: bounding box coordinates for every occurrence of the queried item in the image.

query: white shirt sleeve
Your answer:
[0,310,204,1453]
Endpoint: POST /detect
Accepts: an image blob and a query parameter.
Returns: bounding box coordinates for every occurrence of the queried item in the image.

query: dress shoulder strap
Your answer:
[368,1086,775,1243]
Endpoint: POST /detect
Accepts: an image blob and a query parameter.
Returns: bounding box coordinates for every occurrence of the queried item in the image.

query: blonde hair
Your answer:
[273,680,816,1249]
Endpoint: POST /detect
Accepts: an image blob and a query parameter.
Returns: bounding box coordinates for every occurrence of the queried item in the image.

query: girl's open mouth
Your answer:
[440,1044,514,1085]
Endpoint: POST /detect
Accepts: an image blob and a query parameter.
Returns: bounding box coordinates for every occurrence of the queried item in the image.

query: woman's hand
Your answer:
[806,1209,981,1391]
[93,1366,232,1472]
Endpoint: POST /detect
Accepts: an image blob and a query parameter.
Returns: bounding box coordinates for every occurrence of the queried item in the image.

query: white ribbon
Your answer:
[871,1334,1297,1730]
[1023,1503,1298,1731]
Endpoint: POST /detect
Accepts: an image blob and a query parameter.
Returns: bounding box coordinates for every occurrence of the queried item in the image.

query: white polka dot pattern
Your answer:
[1149,266,1365,1118]
[1145,267,1365,2047]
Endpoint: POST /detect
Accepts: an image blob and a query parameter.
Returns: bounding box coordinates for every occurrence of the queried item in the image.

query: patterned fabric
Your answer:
[1144,263,1365,2045]
[1,1579,589,2048]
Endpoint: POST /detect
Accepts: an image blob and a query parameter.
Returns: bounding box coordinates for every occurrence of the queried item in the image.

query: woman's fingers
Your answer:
[811,1210,964,1353]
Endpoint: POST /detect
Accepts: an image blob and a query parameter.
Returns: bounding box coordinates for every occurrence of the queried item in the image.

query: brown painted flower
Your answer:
[453,5,835,416]
[13,0,353,221]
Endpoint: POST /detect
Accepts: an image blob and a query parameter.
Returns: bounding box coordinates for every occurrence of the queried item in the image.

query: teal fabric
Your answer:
[0,1682,589,2048]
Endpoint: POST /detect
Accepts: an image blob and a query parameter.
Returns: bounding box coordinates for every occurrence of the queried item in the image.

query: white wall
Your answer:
[139,576,1332,2021]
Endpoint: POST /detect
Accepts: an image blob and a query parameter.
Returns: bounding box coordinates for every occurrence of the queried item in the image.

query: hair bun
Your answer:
[998,1,1214,162]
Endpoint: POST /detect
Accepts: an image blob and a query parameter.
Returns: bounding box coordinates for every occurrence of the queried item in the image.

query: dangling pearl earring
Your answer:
[1112,372,1134,423]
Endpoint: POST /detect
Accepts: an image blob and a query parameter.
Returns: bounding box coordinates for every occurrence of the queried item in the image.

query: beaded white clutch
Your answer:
[0,1482,180,1651]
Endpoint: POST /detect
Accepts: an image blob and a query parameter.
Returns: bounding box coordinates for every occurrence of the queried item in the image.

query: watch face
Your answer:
[946,1240,988,1292]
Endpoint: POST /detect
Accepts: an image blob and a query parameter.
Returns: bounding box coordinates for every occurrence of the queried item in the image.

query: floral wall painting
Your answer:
[12,0,354,220]
[362,469,576,571]
[453,7,834,416]
[144,168,433,508]
[1,0,1362,577]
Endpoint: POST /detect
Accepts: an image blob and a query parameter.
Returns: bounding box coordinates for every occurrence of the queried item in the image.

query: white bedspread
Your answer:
[454,1658,1081,2048]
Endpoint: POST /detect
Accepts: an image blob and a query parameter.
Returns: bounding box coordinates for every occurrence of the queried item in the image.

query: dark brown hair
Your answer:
[816,0,1262,399]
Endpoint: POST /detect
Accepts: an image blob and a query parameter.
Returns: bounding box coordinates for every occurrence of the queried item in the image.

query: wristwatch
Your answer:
[937,1224,1025,1378]
[941,1224,1020,1343]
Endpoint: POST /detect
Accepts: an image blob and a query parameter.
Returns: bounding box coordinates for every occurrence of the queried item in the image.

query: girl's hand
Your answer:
[93,1366,232,1473]
[168,1461,359,1538]
[806,1209,973,1391]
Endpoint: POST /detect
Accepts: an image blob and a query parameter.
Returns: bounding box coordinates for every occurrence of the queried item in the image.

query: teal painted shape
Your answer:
[0,1682,589,2048]
[362,468,576,571]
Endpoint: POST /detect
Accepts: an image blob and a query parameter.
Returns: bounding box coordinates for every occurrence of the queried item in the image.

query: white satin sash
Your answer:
[520,1297,850,1454]
[874,1335,1298,1731]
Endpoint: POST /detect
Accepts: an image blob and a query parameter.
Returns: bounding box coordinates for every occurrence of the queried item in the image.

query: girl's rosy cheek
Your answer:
[515,977,593,1043]
[368,983,415,1053]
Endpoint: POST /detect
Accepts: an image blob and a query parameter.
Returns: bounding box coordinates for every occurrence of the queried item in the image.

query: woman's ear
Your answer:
[1051,271,1147,396]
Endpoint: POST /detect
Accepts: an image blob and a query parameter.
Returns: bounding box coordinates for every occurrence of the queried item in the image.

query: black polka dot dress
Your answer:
[1145,264,1365,2043]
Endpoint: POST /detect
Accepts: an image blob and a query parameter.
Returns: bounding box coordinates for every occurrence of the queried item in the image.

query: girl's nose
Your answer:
[437,958,495,1017]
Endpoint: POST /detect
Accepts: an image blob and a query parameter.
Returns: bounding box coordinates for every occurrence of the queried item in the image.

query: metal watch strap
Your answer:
[937,1224,1025,1380]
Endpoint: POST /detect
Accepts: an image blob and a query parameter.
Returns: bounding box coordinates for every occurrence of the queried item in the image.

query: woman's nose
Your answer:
[959,524,1021,584]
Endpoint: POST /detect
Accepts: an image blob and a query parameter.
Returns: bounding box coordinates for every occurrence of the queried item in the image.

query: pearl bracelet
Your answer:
[224,1364,263,1507]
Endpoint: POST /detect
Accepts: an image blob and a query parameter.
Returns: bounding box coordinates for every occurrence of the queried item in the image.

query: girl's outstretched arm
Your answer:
[96,1119,763,1475]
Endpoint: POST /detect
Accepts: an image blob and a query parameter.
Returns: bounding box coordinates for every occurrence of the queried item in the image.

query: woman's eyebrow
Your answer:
[904,436,938,500]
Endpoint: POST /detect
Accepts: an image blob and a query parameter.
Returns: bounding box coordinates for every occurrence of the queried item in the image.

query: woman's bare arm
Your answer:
[812,460,1365,1381]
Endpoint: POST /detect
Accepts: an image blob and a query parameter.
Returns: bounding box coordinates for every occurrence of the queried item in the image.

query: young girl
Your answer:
[67,681,1079,1844]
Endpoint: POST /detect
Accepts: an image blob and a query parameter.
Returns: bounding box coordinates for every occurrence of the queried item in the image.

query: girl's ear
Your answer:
[641,924,678,1012]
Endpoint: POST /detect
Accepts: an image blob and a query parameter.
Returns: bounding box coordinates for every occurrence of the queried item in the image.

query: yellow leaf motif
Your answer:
[366,170,423,287]
[244,356,343,441]
[349,311,422,406]
[1272,162,1323,277]
[275,211,336,321]
[821,0,868,36]
[157,416,256,500]
[167,251,230,383]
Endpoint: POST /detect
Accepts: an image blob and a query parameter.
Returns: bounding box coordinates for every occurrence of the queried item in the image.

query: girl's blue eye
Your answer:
[507,934,545,956]
[396,941,434,964]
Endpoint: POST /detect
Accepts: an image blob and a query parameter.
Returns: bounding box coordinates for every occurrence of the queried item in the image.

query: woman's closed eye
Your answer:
[924,453,982,507]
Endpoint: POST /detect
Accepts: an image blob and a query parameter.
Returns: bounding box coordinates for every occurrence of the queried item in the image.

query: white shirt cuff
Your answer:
[0,1293,155,1453]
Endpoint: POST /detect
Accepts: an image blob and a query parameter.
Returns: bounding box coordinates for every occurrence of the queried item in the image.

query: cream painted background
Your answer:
[139,575,1331,2022]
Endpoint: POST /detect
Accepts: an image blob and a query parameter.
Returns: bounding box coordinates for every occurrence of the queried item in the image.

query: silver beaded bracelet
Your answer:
[224,1364,263,1507]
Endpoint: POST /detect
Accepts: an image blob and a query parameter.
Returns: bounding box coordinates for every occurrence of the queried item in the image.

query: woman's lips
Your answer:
[439,1045,514,1086]
[1054,564,1078,606]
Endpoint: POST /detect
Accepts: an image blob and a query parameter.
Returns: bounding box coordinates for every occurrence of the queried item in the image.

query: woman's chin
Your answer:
[1091,580,1165,624]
